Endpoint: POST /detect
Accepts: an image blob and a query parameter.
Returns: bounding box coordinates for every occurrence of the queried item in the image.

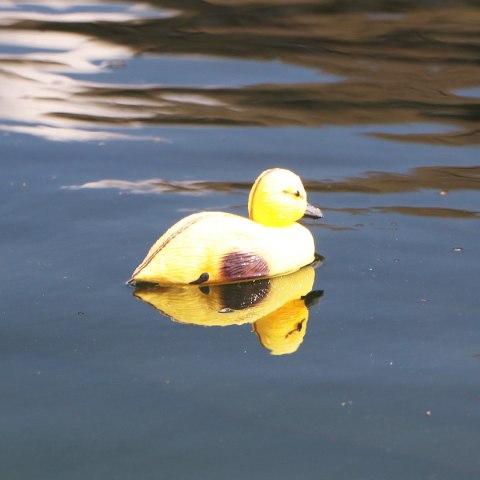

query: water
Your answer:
[1,1,479,479]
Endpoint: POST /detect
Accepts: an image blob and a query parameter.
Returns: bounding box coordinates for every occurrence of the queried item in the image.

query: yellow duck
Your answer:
[129,168,323,285]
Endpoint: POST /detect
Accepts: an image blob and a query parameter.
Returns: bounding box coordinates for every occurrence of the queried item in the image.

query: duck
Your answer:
[129,168,323,286]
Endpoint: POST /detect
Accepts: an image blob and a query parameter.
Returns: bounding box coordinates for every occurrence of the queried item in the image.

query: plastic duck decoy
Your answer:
[129,168,323,285]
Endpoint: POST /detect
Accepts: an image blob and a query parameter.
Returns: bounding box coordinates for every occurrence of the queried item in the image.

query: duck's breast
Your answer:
[201,216,316,283]
[260,222,316,277]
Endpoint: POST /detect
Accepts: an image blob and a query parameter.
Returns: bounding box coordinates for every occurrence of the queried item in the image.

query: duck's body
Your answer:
[131,211,316,285]
[130,168,323,286]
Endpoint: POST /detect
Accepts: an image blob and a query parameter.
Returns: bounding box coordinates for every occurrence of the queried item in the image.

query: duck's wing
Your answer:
[131,212,267,285]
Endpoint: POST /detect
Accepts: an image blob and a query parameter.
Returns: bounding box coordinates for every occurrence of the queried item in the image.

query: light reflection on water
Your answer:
[64,164,480,220]
[0,1,174,140]
[0,0,479,142]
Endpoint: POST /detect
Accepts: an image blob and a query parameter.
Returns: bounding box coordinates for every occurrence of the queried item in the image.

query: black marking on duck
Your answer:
[199,286,210,295]
[190,272,210,285]
[221,251,269,282]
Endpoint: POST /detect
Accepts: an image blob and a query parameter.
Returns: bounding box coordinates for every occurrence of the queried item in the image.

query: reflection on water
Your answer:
[65,164,480,218]
[0,1,174,141]
[133,265,323,355]
[67,165,480,195]
[1,1,479,143]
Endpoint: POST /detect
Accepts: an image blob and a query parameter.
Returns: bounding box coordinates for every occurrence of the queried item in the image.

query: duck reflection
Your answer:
[133,264,324,355]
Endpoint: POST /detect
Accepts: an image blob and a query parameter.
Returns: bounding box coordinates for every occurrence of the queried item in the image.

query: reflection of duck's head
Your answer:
[254,290,323,355]
[248,168,323,227]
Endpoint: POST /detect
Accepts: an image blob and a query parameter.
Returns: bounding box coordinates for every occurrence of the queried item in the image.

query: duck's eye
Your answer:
[283,189,302,198]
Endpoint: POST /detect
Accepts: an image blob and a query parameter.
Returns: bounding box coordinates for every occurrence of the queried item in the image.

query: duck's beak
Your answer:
[303,202,323,219]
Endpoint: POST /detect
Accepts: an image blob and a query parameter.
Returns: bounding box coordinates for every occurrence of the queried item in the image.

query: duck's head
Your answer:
[248,168,323,227]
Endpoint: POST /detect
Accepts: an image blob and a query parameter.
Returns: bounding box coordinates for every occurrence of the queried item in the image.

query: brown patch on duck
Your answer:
[220,251,269,282]
[131,215,204,282]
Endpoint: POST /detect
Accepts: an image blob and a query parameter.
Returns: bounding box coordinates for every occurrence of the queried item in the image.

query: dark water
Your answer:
[1,1,480,479]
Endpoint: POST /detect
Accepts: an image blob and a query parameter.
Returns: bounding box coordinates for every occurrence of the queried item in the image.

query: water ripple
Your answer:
[0,1,479,142]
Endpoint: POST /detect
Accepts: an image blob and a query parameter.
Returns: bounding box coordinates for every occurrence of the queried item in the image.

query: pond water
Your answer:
[1,1,479,479]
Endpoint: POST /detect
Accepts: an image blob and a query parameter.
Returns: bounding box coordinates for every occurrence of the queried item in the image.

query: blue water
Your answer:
[1,1,480,479]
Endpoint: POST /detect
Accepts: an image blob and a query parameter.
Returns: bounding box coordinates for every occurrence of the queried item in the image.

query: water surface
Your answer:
[1,1,479,479]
